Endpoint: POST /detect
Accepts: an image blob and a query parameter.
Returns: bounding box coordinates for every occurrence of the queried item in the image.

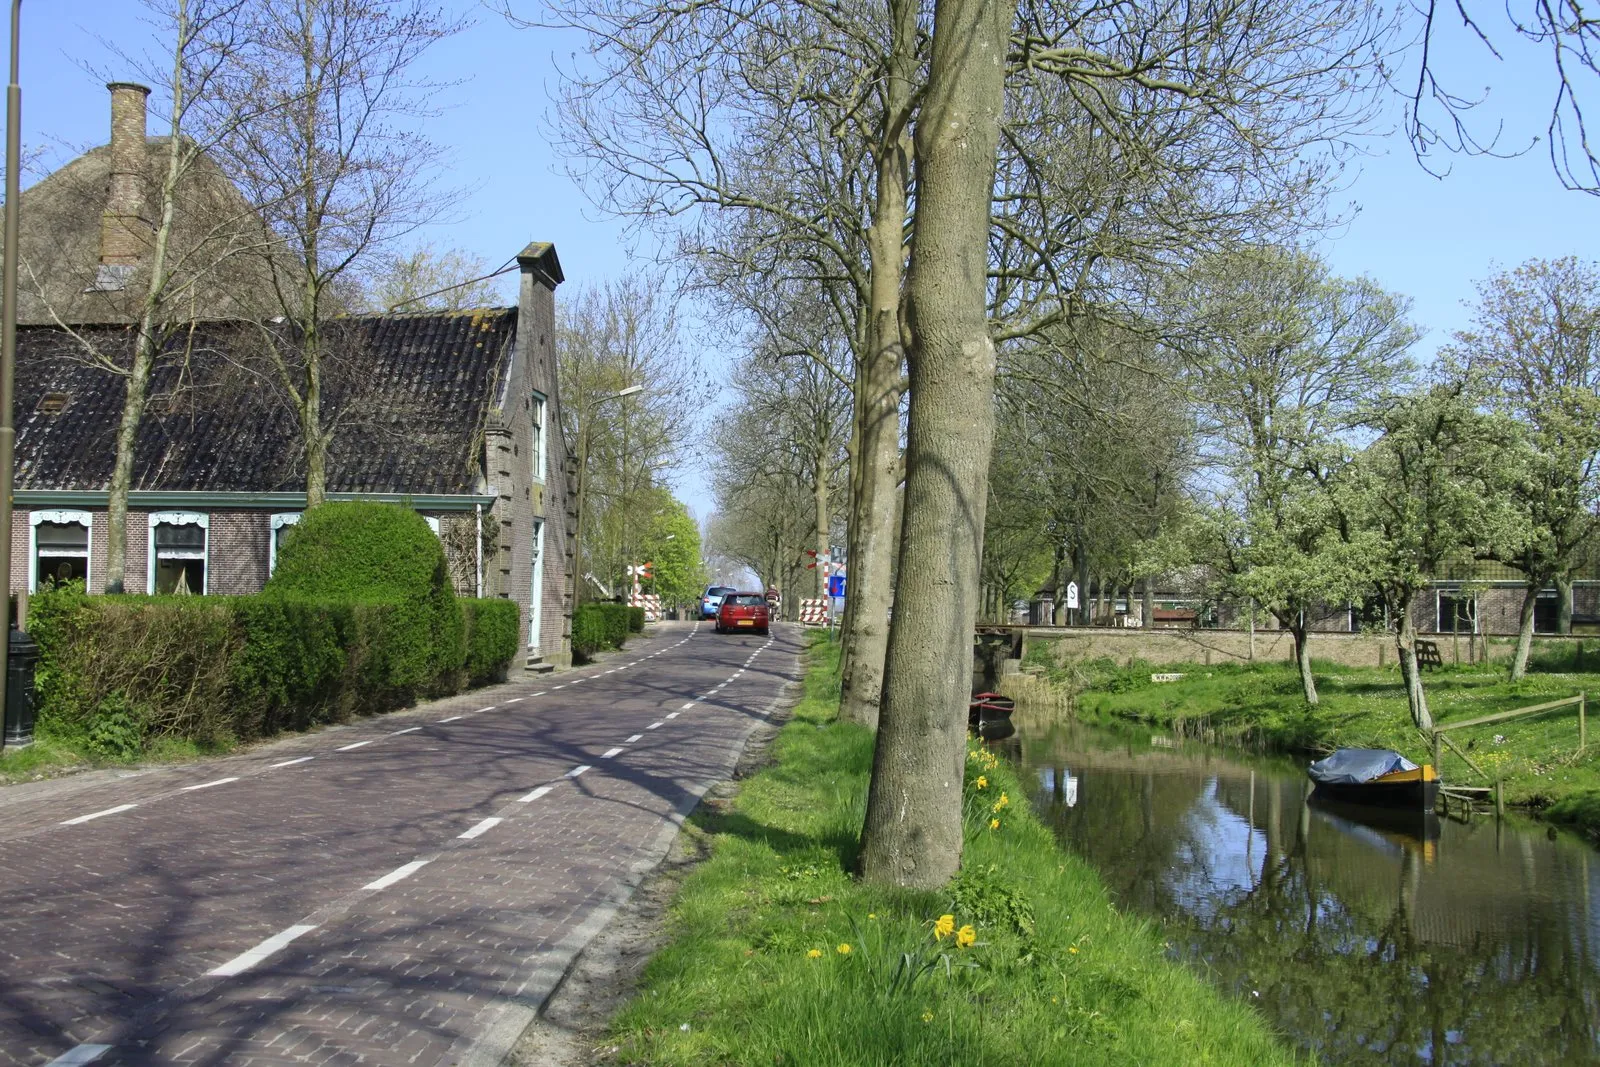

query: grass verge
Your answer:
[1035,650,1600,834]
[603,633,1299,1065]
[0,725,229,785]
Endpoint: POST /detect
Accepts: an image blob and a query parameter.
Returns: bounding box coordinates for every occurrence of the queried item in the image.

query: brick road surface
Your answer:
[0,619,804,1067]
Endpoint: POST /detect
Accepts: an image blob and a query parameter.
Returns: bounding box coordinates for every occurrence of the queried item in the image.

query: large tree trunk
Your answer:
[860,0,1013,890]
[1510,580,1540,682]
[837,0,914,730]
[1557,573,1573,635]
[813,440,830,599]
[1290,612,1319,705]
[1396,608,1435,732]
[1142,575,1154,629]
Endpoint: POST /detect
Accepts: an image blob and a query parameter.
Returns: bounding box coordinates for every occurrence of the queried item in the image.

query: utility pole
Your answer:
[0,0,23,738]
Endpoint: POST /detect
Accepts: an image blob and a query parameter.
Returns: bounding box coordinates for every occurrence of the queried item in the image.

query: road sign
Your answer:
[1065,581,1079,609]
[827,574,846,598]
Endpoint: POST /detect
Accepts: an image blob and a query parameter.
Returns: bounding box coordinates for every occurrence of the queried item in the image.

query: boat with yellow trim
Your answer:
[1307,748,1440,811]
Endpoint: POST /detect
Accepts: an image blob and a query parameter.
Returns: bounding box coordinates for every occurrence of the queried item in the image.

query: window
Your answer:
[1436,589,1477,634]
[149,511,208,594]
[269,512,301,575]
[531,392,546,483]
[30,510,91,591]
[1535,589,1560,634]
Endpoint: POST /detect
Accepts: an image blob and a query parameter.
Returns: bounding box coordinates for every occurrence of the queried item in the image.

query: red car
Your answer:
[716,591,771,635]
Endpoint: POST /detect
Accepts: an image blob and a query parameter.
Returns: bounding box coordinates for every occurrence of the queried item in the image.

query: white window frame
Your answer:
[148,511,209,595]
[529,519,545,649]
[268,512,301,575]
[531,391,547,484]
[29,509,92,592]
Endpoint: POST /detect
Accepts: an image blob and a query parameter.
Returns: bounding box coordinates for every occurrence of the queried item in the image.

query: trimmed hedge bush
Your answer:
[30,586,523,756]
[267,502,463,687]
[627,605,646,632]
[573,602,634,661]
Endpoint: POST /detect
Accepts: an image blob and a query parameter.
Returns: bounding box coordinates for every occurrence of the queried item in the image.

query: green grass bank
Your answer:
[1022,642,1600,836]
[603,634,1299,1065]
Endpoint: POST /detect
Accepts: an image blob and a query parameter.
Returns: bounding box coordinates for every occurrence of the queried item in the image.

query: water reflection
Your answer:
[1009,712,1600,1065]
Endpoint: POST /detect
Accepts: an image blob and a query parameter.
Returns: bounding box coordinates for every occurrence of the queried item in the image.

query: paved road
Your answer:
[0,620,803,1067]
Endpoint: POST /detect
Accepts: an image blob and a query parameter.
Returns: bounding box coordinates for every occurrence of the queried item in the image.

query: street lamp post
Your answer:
[573,384,641,605]
[0,0,23,743]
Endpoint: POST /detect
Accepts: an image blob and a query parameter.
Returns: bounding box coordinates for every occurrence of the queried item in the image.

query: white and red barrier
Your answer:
[799,598,829,625]
[628,593,663,622]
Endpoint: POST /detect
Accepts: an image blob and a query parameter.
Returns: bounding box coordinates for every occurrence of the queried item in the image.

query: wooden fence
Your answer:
[1432,692,1585,813]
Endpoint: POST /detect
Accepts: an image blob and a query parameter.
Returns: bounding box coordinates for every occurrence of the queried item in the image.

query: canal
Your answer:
[996,703,1600,1064]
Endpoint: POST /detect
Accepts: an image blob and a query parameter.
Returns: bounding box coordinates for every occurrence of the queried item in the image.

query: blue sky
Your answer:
[17,1,1600,522]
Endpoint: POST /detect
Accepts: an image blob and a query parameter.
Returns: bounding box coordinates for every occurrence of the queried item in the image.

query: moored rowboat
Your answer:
[1307,748,1440,811]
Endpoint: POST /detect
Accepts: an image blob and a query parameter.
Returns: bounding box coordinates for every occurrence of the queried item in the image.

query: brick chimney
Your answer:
[99,82,152,266]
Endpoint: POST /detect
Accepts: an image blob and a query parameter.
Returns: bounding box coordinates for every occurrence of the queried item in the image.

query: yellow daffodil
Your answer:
[997,792,1009,808]
[868,913,878,920]
[955,925,976,948]
[1069,946,1079,955]
[975,776,988,789]
[921,1010,935,1023]
[933,913,955,940]
[807,948,822,958]
[836,943,852,955]
[990,818,1001,830]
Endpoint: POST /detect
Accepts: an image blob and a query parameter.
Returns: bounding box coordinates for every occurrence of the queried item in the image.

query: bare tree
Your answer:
[356,243,514,312]
[203,0,464,507]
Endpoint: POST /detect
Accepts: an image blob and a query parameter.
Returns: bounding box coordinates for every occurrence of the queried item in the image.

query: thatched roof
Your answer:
[13,138,284,326]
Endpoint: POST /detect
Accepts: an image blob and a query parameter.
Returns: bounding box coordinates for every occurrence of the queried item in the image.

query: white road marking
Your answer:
[61,804,137,826]
[269,756,315,768]
[553,685,566,690]
[682,702,697,710]
[647,722,663,730]
[364,859,430,891]
[506,697,523,703]
[207,924,317,977]
[532,691,546,696]
[478,706,497,712]
[459,817,503,840]
[666,712,680,720]
[517,785,554,803]
[336,740,373,752]
[44,1044,112,1066]
[391,726,422,735]
[601,747,623,759]
[626,734,643,743]
[567,764,591,778]
[438,716,463,723]
[180,777,240,792]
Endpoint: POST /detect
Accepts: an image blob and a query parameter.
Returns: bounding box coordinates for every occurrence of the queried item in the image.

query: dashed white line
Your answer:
[605,669,618,674]
[517,785,555,803]
[269,756,315,768]
[61,804,137,826]
[682,702,697,710]
[459,817,503,840]
[505,697,523,703]
[626,734,643,743]
[647,722,663,730]
[553,685,566,690]
[44,1044,112,1066]
[666,712,680,720]
[336,739,374,752]
[180,777,240,792]
[207,924,317,977]
[438,716,463,723]
[601,747,624,759]
[532,691,546,696]
[567,764,592,778]
[477,706,497,712]
[391,726,422,735]
[364,859,430,891]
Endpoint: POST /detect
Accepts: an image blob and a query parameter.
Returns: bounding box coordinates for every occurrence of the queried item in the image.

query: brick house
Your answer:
[7,84,573,668]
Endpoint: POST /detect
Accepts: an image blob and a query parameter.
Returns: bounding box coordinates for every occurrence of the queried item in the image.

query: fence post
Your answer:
[1495,778,1505,819]
[1433,730,1442,775]
[1582,692,1587,753]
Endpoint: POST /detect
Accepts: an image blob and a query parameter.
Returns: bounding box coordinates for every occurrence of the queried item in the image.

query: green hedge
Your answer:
[29,587,523,755]
[573,602,634,661]
[627,605,646,632]
[266,502,463,686]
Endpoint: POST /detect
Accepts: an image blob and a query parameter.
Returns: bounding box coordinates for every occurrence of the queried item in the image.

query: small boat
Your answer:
[969,691,1015,727]
[1307,748,1440,811]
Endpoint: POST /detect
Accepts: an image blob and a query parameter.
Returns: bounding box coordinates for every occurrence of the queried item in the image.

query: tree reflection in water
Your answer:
[1011,716,1600,1065]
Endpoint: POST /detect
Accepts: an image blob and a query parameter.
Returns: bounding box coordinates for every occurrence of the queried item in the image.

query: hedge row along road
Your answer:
[0,620,803,1067]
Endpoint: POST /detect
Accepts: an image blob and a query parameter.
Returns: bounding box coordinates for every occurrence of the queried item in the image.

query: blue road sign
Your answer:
[828,574,846,598]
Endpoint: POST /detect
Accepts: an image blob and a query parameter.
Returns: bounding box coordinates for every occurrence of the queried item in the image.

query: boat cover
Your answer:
[1308,748,1418,786]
